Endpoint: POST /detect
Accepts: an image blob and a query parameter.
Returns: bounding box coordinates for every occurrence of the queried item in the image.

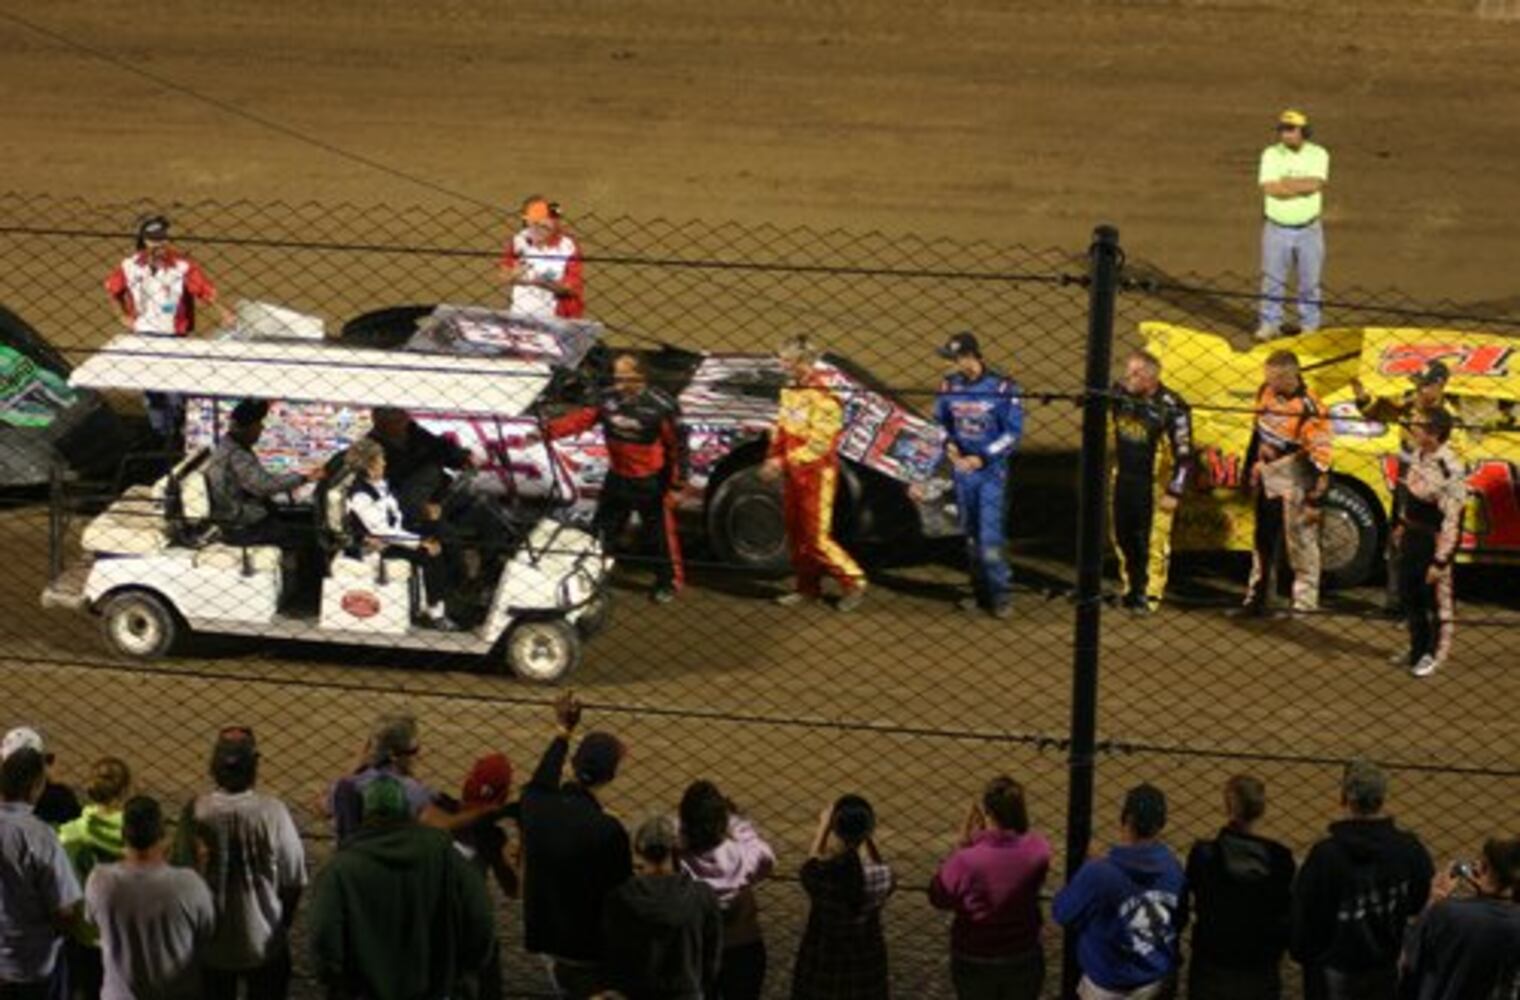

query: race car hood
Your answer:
[404,305,602,370]
[1140,322,1519,408]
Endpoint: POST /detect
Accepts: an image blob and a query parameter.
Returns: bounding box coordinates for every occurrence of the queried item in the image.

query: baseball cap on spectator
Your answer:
[937,331,982,360]
[1278,108,1310,129]
[572,732,624,787]
[138,216,171,243]
[1,726,52,764]
[1414,360,1451,387]
[462,753,513,807]
[229,399,270,428]
[210,726,259,792]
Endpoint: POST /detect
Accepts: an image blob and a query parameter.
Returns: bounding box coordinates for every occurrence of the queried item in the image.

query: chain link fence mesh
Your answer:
[0,191,1516,998]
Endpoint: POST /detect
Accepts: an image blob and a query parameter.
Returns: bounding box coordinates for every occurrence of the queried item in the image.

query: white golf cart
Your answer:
[40,326,612,683]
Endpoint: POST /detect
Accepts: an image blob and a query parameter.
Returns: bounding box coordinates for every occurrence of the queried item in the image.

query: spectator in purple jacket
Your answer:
[678,781,776,1000]
[929,776,1051,1000]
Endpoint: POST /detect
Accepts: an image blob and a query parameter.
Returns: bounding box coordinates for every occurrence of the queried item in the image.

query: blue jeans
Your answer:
[954,465,1010,605]
[1260,220,1324,330]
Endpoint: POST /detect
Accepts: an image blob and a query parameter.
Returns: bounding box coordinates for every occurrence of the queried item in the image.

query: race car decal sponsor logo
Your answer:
[340,590,381,618]
[1192,445,1244,490]
[1463,460,1520,551]
[1378,343,1513,378]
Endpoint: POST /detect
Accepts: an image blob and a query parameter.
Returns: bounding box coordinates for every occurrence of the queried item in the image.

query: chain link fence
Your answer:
[0,191,1516,998]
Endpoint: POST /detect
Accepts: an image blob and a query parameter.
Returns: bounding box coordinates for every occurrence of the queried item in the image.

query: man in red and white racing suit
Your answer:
[760,337,866,612]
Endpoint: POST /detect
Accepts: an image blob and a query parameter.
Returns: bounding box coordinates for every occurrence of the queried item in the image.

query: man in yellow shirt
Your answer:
[1256,109,1330,342]
[760,336,867,611]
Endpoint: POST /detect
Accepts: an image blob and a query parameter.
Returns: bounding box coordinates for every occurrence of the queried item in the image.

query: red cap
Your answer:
[462,753,513,806]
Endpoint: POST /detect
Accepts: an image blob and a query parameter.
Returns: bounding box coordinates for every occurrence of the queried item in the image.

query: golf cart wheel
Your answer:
[99,590,179,661]
[576,590,613,638]
[503,619,582,685]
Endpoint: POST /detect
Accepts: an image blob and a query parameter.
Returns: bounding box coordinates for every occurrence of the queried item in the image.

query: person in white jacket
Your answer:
[678,780,777,1000]
[343,439,457,630]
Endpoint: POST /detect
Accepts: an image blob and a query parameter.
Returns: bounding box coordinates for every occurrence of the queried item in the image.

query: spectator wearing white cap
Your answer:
[1,727,81,828]
[1256,109,1330,341]
[0,746,84,998]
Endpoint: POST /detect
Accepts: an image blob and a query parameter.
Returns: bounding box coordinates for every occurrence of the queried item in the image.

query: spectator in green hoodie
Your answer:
[58,756,131,999]
[308,775,496,1000]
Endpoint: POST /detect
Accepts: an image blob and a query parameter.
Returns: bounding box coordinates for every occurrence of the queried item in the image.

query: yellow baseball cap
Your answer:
[1278,109,1310,128]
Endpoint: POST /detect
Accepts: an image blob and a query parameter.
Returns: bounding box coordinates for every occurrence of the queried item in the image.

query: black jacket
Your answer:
[519,735,632,961]
[602,873,722,1000]
[1290,817,1433,974]
[1401,895,1520,1000]
[1186,826,1296,969]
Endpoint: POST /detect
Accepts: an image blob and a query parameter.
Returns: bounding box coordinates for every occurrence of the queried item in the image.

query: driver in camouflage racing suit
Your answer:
[1110,350,1193,615]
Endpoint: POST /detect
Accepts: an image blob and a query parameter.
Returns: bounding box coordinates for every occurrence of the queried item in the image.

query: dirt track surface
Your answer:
[4,0,1520,304]
[4,2,1520,996]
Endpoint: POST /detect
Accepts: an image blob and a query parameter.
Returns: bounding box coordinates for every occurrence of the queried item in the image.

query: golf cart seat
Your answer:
[163,447,281,573]
[81,485,170,555]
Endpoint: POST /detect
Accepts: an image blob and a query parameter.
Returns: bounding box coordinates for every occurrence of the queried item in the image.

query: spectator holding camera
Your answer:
[678,780,776,1000]
[1184,775,1296,999]
[1053,783,1186,1000]
[1291,758,1432,999]
[1400,837,1520,1000]
[929,776,1051,1000]
[791,794,896,1000]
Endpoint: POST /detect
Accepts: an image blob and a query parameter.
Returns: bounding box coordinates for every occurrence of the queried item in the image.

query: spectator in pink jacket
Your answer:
[929,776,1052,1000]
[677,780,776,1000]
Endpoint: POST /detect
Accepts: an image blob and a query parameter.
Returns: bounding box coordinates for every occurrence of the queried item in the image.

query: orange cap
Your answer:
[521,197,556,224]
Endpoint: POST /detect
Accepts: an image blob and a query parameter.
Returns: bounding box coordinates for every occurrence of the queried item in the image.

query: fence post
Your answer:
[1061,224,1122,997]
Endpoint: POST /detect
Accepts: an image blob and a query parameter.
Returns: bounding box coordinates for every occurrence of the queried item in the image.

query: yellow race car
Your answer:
[1142,322,1520,588]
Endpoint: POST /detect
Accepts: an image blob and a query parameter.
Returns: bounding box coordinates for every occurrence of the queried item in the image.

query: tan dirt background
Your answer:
[3,1,1520,997]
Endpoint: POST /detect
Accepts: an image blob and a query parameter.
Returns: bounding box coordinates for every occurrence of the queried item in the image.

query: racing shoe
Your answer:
[774,591,813,608]
[1387,650,1413,668]
[423,613,462,633]
[651,586,677,606]
[834,588,867,614]
[1410,654,1441,678]
[957,595,982,613]
[990,599,1013,620]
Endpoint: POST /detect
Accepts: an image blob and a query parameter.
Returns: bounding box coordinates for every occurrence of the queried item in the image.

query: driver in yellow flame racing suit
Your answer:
[1110,349,1193,615]
[1240,350,1333,615]
[761,336,867,612]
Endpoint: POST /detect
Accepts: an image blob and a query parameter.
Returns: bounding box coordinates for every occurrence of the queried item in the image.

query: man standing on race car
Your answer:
[1110,350,1193,616]
[104,215,234,442]
[1394,408,1467,678]
[498,196,586,320]
[761,336,867,612]
[1238,350,1333,615]
[1351,359,1453,615]
[546,352,687,604]
[933,332,1022,619]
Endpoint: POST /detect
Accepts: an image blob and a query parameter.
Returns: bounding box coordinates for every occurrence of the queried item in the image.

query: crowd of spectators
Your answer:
[2,715,1518,1000]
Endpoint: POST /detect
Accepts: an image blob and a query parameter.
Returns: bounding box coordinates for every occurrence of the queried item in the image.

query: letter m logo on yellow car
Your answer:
[1140,322,1520,589]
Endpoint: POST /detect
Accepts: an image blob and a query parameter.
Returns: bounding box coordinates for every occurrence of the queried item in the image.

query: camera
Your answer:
[1450,860,1478,882]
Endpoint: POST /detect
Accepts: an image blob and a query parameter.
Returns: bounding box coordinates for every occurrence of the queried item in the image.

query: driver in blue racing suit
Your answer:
[934,332,1024,618]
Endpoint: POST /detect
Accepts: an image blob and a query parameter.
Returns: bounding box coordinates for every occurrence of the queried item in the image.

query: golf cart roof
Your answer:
[70,333,553,416]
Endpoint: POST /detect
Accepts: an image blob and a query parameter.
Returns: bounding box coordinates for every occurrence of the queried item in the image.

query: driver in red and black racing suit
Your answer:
[547,352,688,604]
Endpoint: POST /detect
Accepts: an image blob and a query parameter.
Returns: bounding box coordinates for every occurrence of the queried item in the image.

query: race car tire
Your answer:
[1319,476,1384,590]
[99,590,179,661]
[502,618,582,685]
[706,462,861,578]
[338,305,437,350]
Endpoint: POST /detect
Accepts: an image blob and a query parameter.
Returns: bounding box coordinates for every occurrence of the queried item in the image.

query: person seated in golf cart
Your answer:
[205,398,323,547]
[366,406,474,530]
[343,438,459,631]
